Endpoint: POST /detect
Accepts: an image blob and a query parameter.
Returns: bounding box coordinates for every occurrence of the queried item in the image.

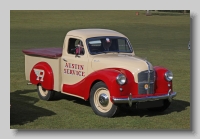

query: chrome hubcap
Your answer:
[94,87,112,113]
[99,93,109,107]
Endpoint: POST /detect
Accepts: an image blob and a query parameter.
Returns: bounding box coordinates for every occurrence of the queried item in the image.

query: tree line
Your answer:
[157,10,190,13]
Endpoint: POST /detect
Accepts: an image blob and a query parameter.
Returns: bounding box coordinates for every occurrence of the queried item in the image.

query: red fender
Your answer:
[84,69,124,99]
[62,68,122,100]
[30,62,54,90]
[154,66,173,95]
[110,68,138,96]
[62,68,137,101]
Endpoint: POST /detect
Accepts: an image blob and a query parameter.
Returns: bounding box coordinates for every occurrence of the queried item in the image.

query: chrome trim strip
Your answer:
[112,91,177,106]
[144,60,151,94]
[138,81,154,84]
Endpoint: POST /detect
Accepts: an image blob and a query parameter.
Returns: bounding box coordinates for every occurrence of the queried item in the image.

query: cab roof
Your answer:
[66,29,127,39]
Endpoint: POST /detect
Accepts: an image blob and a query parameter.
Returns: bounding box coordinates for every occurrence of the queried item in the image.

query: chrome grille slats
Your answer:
[138,70,155,94]
[138,70,154,82]
[138,83,154,94]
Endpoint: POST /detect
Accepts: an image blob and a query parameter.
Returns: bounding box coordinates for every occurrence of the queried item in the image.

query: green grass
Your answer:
[10,10,190,130]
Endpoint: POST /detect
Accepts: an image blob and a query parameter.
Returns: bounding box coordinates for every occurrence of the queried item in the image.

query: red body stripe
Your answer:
[62,69,122,100]
[62,68,138,100]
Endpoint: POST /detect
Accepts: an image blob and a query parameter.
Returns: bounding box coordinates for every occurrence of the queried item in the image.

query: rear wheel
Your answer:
[37,84,55,101]
[90,82,119,117]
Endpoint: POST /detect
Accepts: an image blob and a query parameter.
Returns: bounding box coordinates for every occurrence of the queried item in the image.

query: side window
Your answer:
[67,38,85,55]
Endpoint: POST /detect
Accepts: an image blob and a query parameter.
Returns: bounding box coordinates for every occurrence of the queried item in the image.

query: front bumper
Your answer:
[112,89,177,107]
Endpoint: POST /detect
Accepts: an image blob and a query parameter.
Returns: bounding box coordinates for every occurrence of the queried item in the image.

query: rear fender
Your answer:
[30,62,54,90]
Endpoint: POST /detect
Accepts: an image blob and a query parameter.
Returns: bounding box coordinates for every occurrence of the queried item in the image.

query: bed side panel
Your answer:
[25,55,61,91]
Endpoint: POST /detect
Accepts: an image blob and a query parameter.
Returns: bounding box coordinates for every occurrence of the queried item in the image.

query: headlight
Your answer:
[165,70,173,81]
[116,74,126,85]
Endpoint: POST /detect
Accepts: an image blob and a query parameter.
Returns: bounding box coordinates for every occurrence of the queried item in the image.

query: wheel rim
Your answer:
[94,87,112,113]
[38,85,48,97]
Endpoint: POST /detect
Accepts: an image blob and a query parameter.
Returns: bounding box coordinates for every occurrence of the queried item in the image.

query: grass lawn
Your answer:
[10,10,190,130]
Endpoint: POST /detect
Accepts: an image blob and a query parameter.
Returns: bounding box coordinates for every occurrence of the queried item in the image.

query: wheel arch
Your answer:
[30,62,54,90]
[84,68,122,101]
[88,80,106,100]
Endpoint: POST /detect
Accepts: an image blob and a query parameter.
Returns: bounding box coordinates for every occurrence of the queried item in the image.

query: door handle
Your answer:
[75,55,80,58]
[63,58,67,62]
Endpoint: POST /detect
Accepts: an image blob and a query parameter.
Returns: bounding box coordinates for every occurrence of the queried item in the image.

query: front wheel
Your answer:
[37,84,55,101]
[90,82,119,117]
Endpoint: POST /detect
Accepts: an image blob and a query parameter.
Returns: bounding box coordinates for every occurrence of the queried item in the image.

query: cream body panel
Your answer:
[25,55,61,91]
[89,53,153,83]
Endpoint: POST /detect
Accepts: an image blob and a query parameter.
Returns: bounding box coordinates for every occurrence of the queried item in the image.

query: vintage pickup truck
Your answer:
[22,29,176,117]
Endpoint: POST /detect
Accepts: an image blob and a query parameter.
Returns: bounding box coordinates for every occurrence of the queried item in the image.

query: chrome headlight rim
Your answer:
[116,74,126,85]
[165,70,173,82]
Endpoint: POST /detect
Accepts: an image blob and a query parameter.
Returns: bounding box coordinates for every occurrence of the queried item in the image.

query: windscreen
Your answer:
[86,37,133,55]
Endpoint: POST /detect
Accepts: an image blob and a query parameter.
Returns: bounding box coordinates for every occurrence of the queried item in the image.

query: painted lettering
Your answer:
[64,62,85,76]
[79,65,84,70]
[71,64,74,69]
[65,63,69,68]
[82,71,85,77]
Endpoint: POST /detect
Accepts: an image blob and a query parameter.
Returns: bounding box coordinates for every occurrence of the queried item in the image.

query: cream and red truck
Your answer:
[22,29,176,117]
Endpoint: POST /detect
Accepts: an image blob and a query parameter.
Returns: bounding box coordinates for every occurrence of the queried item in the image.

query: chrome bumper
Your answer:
[112,90,177,107]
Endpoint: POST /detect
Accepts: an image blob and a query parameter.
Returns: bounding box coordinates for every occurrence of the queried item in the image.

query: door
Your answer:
[61,37,89,98]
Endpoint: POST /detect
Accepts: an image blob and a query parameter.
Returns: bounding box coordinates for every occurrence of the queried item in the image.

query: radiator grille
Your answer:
[138,70,155,94]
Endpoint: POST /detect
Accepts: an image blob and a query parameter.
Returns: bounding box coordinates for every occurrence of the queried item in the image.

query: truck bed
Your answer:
[22,47,63,58]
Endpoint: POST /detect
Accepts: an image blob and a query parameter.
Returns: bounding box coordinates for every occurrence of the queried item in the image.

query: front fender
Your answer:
[62,68,137,101]
[85,69,121,98]
[84,68,137,100]
[154,66,173,95]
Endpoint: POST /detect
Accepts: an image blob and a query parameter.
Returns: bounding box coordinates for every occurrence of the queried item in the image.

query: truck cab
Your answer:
[22,29,176,117]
